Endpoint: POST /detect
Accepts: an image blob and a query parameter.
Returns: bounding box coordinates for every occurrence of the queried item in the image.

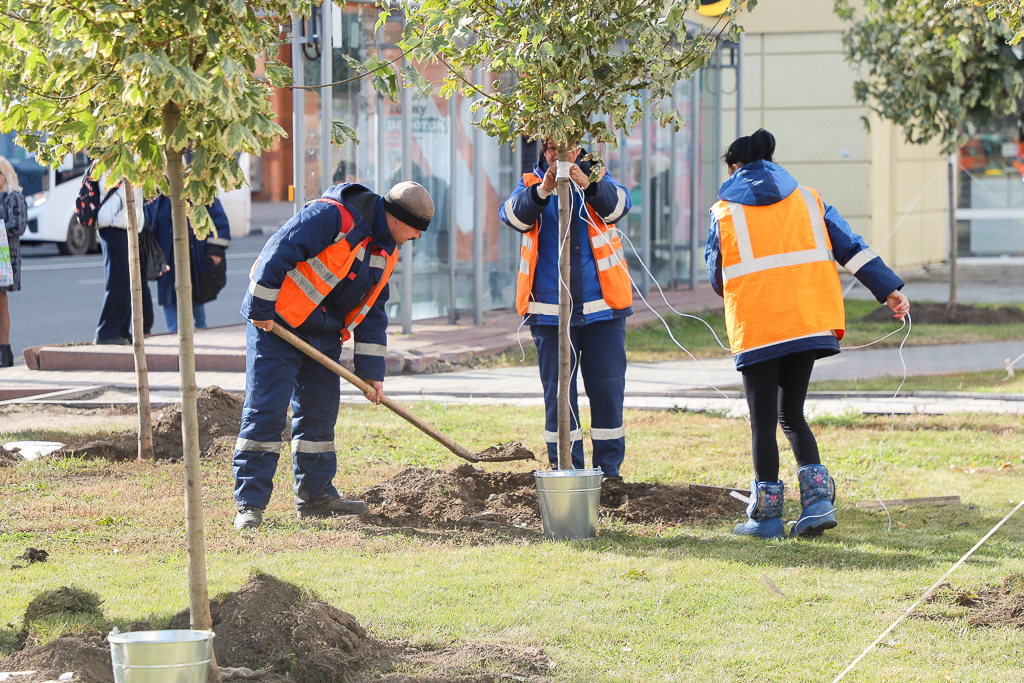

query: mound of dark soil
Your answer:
[0,444,25,467]
[361,464,742,530]
[170,573,375,683]
[0,635,114,683]
[861,302,1024,325]
[915,574,1024,629]
[72,386,243,461]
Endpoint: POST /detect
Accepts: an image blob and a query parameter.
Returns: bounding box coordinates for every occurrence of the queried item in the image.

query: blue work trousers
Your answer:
[95,227,153,342]
[233,324,342,510]
[531,317,627,477]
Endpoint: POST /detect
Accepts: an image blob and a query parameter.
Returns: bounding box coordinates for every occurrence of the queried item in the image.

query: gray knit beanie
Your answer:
[383,181,434,231]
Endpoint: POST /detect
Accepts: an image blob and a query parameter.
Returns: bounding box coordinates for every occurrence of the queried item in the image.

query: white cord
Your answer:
[872,312,912,533]
[841,317,907,350]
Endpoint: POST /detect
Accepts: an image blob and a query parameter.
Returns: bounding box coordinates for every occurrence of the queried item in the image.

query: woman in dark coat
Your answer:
[0,156,28,367]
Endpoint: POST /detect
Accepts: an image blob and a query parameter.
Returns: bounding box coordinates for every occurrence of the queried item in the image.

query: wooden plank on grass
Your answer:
[689,484,749,496]
[855,496,960,509]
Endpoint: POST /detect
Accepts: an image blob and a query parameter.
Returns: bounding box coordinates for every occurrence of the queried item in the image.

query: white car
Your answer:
[0,132,96,255]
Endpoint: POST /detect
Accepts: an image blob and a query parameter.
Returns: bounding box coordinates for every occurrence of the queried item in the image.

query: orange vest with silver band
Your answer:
[252,198,399,342]
[713,186,845,354]
[515,173,632,317]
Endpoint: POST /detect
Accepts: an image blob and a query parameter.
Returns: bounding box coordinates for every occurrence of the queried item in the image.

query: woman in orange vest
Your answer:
[705,130,910,539]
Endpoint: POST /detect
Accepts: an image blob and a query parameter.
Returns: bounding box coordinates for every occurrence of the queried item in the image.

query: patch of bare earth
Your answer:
[0,444,25,467]
[0,403,135,435]
[913,574,1024,628]
[359,463,741,532]
[69,386,243,461]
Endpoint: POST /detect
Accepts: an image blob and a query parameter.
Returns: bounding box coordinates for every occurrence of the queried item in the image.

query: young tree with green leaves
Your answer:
[401,0,743,467]
[835,0,1024,311]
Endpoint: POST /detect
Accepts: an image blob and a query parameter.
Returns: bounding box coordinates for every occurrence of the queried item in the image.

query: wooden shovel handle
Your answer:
[270,325,481,463]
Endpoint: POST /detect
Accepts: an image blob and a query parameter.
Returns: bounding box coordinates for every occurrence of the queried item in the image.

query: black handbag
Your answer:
[139,224,167,281]
[195,255,227,304]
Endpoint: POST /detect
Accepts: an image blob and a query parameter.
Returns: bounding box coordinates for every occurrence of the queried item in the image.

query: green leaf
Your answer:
[330,119,359,147]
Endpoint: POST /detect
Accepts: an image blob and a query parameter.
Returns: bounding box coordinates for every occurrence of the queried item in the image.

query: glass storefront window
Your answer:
[956,115,1024,257]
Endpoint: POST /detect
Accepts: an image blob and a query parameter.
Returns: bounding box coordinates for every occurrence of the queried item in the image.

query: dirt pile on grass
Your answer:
[916,574,1024,629]
[0,635,114,683]
[0,444,25,467]
[72,386,243,461]
[861,302,1024,325]
[169,573,375,683]
[360,464,742,530]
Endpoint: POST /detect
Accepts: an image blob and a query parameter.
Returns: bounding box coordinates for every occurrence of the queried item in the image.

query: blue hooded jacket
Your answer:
[705,161,904,370]
[499,152,632,326]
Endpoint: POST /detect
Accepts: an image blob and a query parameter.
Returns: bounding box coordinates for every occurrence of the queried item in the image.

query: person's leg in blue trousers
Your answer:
[233,324,302,509]
[163,301,207,333]
[532,324,585,469]
[95,228,131,342]
[578,318,627,477]
[289,331,342,509]
[119,280,154,338]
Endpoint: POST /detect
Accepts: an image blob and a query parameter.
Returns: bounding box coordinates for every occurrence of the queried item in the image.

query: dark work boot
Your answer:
[297,496,368,519]
[234,505,263,530]
[791,464,837,537]
[0,345,13,368]
[734,480,785,540]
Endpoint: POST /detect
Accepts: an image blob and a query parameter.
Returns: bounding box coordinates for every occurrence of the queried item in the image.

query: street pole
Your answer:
[401,55,413,333]
[640,97,651,298]
[291,19,305,214]
[689,70,702,291]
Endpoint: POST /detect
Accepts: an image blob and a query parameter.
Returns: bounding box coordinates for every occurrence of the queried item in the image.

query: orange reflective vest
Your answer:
[255,198,399,342]
[515,173,632,316]
[713,186,845,355]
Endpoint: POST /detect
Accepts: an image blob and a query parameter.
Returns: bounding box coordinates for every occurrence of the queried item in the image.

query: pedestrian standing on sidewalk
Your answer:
[93,168,153,344]
[233,181,432,531]
[0,156,27,367]
[705,129,910,539]
[144,193,231,332]
[499,139,633,478]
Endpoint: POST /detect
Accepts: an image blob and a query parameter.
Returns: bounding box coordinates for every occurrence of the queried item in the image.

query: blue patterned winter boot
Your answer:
[791,464,837,537]
[734,480,785,539]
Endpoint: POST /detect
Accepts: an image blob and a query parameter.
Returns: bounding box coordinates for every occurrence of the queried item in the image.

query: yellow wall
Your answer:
[715,0,948,269]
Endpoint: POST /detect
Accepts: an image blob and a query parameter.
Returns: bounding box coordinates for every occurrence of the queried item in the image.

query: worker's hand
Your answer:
[539,165,557,194]
[364,380,384,405]
[251,319,274,332]
[886,290,910,322]
[569,164,591,189]
[209,255,222,265]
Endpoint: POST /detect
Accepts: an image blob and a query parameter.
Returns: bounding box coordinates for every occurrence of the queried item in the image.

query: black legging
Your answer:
[740,350,821,482]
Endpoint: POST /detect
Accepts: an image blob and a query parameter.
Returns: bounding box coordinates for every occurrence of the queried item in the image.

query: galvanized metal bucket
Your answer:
[108,630,215,683]
[534,468,603,540]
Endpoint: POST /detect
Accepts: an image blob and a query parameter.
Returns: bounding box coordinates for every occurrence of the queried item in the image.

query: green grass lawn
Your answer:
[622,299,1024,363]
[809,369,1024,394]
[1,404,1023,681]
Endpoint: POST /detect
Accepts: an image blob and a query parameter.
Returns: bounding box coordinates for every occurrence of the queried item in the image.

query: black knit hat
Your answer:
[383,181,434,231]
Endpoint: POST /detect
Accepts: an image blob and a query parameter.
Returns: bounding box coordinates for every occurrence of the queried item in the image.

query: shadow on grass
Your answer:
[589,502,1024,572]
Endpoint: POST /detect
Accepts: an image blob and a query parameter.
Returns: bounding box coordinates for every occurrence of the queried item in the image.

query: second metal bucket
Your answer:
[108,629,215,683]
[534,468,603,540]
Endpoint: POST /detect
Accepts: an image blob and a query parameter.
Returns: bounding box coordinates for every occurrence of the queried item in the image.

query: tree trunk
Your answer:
[946,154,958,314]
[162,101,221,683]
[555,146,573,470]
[122,178,154,461]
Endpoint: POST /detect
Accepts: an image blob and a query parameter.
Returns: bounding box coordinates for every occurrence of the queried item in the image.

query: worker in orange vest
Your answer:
[705,130,910,539]
[233,181,433,531]
[500,138,632,477]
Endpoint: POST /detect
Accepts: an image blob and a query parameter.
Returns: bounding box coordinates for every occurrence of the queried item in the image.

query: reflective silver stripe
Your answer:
[522,234,534,251]
[591,426,625,440]
[306,257,341,289]
[727,203,755,262]
[544,429,583,443]
[354,245,366,261]
[519,257,530,275]
[604,186,628,223]
[354,342,387,357]
[504,196,533,231]
[582,299,611,315]
[591,227,621,249]
[798,187,828,249]
[527,302,559,316]
[722,248,835,281]
[596,250,624,271]
[347,304,373,332]
[741,330,835,354]
[291,439,335,453]
[843,248,878,275]
[286,268,326,304]
[235,438,282,453]
[248,279,280,302]
[206,237,230,247]
[369,254,387,269]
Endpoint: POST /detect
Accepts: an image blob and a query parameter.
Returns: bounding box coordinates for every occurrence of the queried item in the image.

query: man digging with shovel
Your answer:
[232,181,433,531]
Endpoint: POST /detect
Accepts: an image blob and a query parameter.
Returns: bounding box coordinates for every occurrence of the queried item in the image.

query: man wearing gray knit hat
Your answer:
[233,179,432,531]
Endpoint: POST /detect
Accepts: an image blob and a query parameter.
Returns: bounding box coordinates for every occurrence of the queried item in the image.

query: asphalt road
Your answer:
[8,232,274,352]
